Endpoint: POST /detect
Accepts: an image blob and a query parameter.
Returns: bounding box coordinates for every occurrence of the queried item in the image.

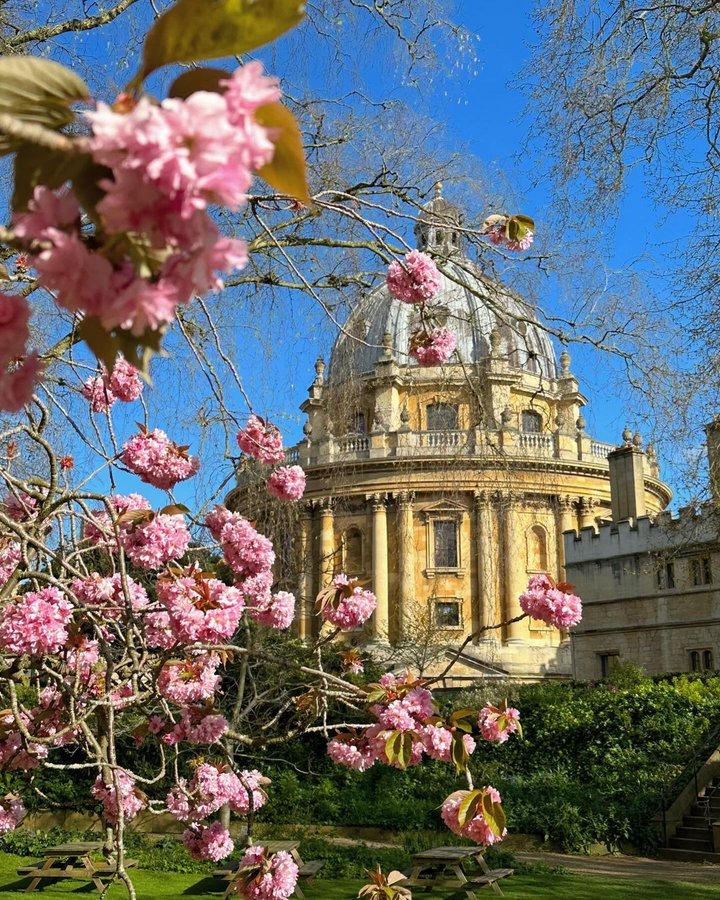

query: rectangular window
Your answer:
[691,557,712,586]
[434,599,461,628]
[690,649,714,672]
[433,520,458,569]
[599,652,620,678]
[657,561,675,589]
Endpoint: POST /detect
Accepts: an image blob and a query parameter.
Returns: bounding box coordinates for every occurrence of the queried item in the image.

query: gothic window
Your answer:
[433,519,458,569]
[690,649,714,672]
[526,525,548,572]
[434,598,462,629]
[704,650,714,671]
[349,412,366,435]
[342,527,364,575]
[427,402,458,431]
[690,556,712,586]
[656,561,675,590]
[599,652,620,678]
[521,410,543,433]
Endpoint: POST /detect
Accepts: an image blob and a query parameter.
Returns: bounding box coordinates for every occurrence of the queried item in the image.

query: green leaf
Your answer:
[255,101,310,204]
[0,57,89,154]
[450,707,476,724]
[457,789,483,828]
[384,730,402,766]
[507,214,535,242]
[70,157,114,226]
[450,732,469,773]
[169,67,230,99]
[481,791,507,836]
[12,143,87,210]
[78,317,165,380]
[135,0,305,85]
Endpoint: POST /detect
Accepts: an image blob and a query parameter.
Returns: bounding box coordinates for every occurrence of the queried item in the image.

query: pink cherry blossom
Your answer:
[82,375,116,413]
[222,62,281,122]
[108,357,143,402]
[441,787,507,846]
[237,846,298,900]
[421,724,476,763]
[183,822,234,862]
[0,293,30,367]
[2,491,38,522]
[248,590,295,630]
[174,707,228,744]
[157,654,221,705]
[91,769,146,824]
[157,566,245,643]
[121,428,200,491]
[119,512,191,571]
[478,703,521,744]
[409,326,456,366]
[327,736,377,771]
[387,250,442,304]
[0,354,43,412]
[0,587,73,656]
[0,795,25,834]
[205,506,275,577]
[237,415,285,464]
[320,574,376,630]
[167,763,269,822]
[0,541,20,587]
[267,465,306,501]
[507,234,534,251]
[71,573,149,619]
[12,186,80,241]
[84,493,151,544]
[519,574,583,629]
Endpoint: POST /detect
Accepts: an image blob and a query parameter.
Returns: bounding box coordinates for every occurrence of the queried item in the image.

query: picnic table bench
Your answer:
[213,840,324,899]
[402,845,513,898]
[17,841,137,894]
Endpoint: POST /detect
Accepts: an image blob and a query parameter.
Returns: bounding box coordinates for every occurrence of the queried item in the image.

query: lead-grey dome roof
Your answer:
[328,257,559,384]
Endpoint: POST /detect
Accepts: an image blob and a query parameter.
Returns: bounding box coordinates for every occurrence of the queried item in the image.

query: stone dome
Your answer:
[328,189,558,383]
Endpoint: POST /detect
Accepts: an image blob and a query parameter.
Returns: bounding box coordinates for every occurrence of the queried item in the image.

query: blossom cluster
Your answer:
[519,574,583,629]
[482,214,534,251]
[157,654,221,704]
[150,707,228,746]
[183,821,234,862]
[0,587,73,656]
[319,574,377,630]
[121,428,200,491]
[91,769,147,825]
[236,415,307,504]
[237,846,299,900]
[267,465,306,502]
[478,702,521,744]
[0,541,21,588]
[72,572,149,620]
[167,763,269,823]
[81,357,143,413]
[0,292,42,413]
[156,565,245,643]
[0,795,25,835]
[386,250,455,367]
[441,787,507,846]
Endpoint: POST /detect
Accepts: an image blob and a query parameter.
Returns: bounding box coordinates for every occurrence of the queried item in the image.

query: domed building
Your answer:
[242,187,673,683]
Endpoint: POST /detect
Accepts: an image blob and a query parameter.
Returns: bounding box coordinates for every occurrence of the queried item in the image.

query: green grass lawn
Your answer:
[0,853,718,900]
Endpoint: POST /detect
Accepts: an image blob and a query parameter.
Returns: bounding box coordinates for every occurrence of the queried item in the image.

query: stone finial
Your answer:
[433,181,443,197]
[501,404,513,427]
[576,413,586,432]
[632,431,643,449]
[622,425,633,445]
[489,328,501,356]
[381,331,393,359]
[313,356,325,385]
[554,411,564,430]
[560,348,571,374]
[303,421,312,437]
[400,402,409,425]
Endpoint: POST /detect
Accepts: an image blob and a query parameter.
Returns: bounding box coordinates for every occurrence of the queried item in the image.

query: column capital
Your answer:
[473,489,492,508]
[556,494,578,512]
[367,492,388,511]
[580,496,597,511]
[394,490,415,507]
[315,496,335,513]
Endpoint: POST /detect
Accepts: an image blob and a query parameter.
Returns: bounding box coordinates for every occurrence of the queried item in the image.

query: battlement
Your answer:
[564,502,720,563]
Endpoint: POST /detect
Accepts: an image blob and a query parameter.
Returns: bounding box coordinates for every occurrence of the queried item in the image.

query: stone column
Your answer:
[579,497,597,530]
[474,491,497,637]
[396,492,415,636]
[557,495,577,579]
[297,504,314,641]
[503,493,526,643]
[370,493,389,640]
[318,498,335,588]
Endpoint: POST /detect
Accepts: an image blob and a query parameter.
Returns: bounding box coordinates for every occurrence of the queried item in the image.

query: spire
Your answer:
[414,182,463,257]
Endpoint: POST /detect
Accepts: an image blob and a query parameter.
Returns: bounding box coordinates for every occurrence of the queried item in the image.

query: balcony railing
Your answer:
[518,432,554,456]
[590,440,615,459]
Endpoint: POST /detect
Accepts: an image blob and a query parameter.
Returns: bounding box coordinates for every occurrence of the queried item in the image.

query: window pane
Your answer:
[704,650,714,671]
[521,411,542,433]
[435,601,460,627]
[703,558,713,584]
[666,562,675,588]
[427,403,458,431]
[690,651,701,672]
[350,413,365,434]
[434,520,458,568]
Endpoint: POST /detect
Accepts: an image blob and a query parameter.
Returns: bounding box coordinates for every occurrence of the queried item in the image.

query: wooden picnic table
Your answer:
[402,845,513,898]
[213,840,323,899]
[17,841,137,894]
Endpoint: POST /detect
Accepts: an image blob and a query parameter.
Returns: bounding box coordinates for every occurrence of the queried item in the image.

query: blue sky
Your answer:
[24,3,695,507]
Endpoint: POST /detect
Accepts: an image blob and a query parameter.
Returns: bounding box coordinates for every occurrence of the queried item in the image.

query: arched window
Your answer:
[704,649,714,671]
[526,524,548,572]
[521,410,543,433]
[342,527,363,575]
[427,402,458,431]
[690,651,701,672]
[349,412,366,434]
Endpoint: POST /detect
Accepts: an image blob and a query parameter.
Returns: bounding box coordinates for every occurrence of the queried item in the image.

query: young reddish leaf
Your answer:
[134,0,305,85]
[255,101,310,204]
[158,504,191,516]
[169,67,230,100]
